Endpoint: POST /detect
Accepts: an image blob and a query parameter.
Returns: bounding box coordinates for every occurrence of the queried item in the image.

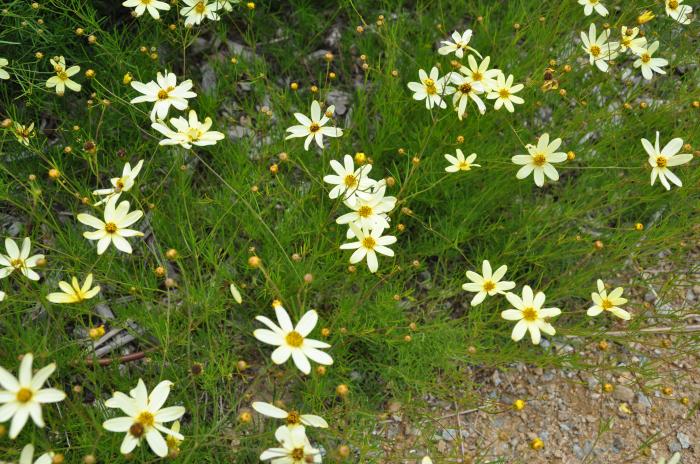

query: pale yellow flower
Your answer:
[46,56,81,95]
[46,274,101,304]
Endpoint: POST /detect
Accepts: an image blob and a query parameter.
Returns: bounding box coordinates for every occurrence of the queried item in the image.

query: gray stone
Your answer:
[677,432,691,449]
[613,385,635,402]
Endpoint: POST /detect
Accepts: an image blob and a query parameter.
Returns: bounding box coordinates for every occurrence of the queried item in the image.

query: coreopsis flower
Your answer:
[151,110,224,149]
[637,10,656,24]
[0,353,66,439]
[501,286,561,345]
[619,26,647,53]
[77,196,144,254]
[459,55,501,92]
[130,71,197,121]
[444,149,480,173]
[0,58,9,80]
[450,73,486,119]
[340,223,396,273]
[407,67,454,110]
[462,260,515,306]
[92,160,144,206]
[633,41,668,80]
[46,274,100,304]
[102,379,185,457]
[252,401,328,430]
[486,73,524,112]
[253,302,333,375]
[578,0,608,17]
[0,237,44,281]
[641,132,693,190]
[180,0,221,26]
[437,30,481,58]
[580,23,619,72]
[336,182,396,231]
[18,444,55,464]
[666,0,692,24]
[323,154,376,204]
[13,122,34,146]
[165,420,183,455]
[422,458,433,464]
[122,0,170,19]
[260,426,322,463]
[511,133,567,187]
[587,279,630,320]
[45,56,81,95]
[285,100,343,151]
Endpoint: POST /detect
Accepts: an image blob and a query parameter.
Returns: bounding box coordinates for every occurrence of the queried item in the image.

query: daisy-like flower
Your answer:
[340,223,396,273]
[77,196,144,255]
[666,0,692,24]
[165,420,183,455]
[180,0,221,26]
[641,132,693,190]
[578,0,608,17]
[260,425,322,463]
[0,353,66,439]
[130,71,197,121]
[459,55,501,92]
[252,401,329,430]
[285,100,343,151]
[46,274,100,304]
[92,160,144,206]
[450,73,486,120]
[462,260,515,306]
[122,0,170,19]
[151,110,224,149]
[0,58,9,80]
[253,302,333,375]
[336,182,396,231]
[511,133,567,187]
[407,67,454,110]
[587,279,630,320]
[13,122,34,146]
[437,30,481,59]
[486,73,524,112]
[102,379,185,457]
[423,458,433,464]
[444,149,480,173]
[633,41,668,80]
[619,26,647,53]
[323,154,376,204]
[18,444,55,464]
[580,23,619,72]
[501,286,561,345]
[0,237,44,281]
[45,56,81,96]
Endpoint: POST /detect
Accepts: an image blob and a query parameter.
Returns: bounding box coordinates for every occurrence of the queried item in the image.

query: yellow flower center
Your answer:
[57,71,68,80]
[471,71,482,81]
[601,299,614,310]
[309,123,320,133]
[53,65,63,73]
[186,127,204,141]
[285,331,304,348]
[358,206,373,218]
[362,236,376,250]
[622,37,631,47]
[641,53,651,63]
[116,179,125,190]
[166,434,180,449]
[483,280,496,292]
[10,258,24,269]
[157,89,170,100]
[286,410,301,425]
[16,388,33,403]
[590,45,601,57]
[105,222,118,234]
[459,83,472,93]
[532,153,547,166]
[195,1,206,13]
[343,174,357,188]
[291,448,305,460]
[522,307,538,322]
[498,88,510,99]
[656,156,667,167]
[668,0,678,9]
[142,0,152,4]
[136,411,155,428]
[458,161,471,171]
[423,78,435,87]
